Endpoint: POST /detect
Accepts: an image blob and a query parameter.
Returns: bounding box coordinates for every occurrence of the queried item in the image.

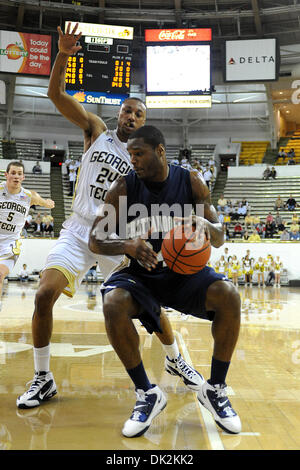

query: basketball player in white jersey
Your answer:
[0,161,55,310]
[17,23,202,409]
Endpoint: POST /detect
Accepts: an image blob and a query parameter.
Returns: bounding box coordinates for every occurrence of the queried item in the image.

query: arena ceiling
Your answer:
[1,0,300,141]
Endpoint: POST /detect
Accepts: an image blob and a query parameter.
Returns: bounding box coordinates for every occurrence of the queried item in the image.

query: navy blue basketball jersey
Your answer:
[122,163,194,272]
[102,163,228,333]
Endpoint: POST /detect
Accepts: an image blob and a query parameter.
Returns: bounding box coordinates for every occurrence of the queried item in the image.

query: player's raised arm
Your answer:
[48,22,106,146]
[189,170,225,248]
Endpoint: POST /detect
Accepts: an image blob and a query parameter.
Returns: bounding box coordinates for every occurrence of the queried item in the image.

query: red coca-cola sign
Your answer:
[145,28,212,42]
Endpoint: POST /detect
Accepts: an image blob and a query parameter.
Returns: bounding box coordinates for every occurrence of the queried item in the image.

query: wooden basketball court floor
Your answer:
[0,280,300,451]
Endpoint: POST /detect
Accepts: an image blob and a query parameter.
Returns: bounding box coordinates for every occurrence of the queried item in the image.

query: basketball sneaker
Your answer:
[16,371,57,409]
[122,385,167,438]
[197,381,241,434]
[165,354,205,391]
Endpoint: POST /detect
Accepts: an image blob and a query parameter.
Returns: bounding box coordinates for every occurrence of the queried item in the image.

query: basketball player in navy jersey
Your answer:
[17,23,201,410]
[89,125,242,438]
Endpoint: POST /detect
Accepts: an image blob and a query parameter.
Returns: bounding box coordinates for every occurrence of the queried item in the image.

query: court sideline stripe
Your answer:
[175,330,225,451]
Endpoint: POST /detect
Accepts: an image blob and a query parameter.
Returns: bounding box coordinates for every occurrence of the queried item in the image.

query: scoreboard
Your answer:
[145,28,212,109]
[64,22,133,105]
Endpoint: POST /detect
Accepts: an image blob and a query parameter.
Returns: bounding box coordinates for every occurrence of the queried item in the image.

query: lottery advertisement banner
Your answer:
[0,30,51,76]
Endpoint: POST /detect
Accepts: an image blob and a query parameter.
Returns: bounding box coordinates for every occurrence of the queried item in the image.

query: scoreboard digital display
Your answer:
[64,22,133,105]
[145,28,212,109]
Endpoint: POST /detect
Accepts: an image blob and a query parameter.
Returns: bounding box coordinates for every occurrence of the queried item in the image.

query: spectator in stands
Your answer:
[32,161,42,174]
[288,156,296,165]
[241,199,249,209]
[42,213,54,229]
[237,202,247,218]
[242,230,250,241]
[224,199,231,211]
[231,206,240,221]
[32,213,43,236]
[217,194,227,212]
[208,157,215,167]
[280,229,290,241]
[274,195,284,211]
[276,148,286,161]
[266,212,274,224]
[65,155,72,174]
[285,194,297,211]
[265,220,275,238]
[42,213,54,237]
[270,167,277,179]
[288,148,295,159]
[19,264,29,282]
[68,160,77,196]
[74,158,80,175]
[181,159,192,170]
[22,210,34,238]
[290,229,300,240]
[275,212,285,232]
[262,166,272,180]
[232,222,243,238]
[244,212,254,230]
[217,211,224,225]
[253,214,261,226]
[224,226,230,241]
[291,212,299,224]
[248,231,261,242]
[289,221,300,234]
[223,213,231,228]
[203,165,212,189]
[43,224,54,237]
[255,222,265,238]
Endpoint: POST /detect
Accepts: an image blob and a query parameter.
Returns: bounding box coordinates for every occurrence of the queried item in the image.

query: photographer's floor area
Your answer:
[0,281,300,451]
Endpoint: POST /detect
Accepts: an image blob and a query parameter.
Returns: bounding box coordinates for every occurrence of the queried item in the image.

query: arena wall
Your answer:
[10,239,300,282]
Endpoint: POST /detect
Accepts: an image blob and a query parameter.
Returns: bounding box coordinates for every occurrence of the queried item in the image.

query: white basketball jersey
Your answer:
[72,129,132,221]
[0,182,31,253]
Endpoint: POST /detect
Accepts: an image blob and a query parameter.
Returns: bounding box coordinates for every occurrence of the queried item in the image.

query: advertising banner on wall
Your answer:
[0,30,51,76]
[224,38,279,82]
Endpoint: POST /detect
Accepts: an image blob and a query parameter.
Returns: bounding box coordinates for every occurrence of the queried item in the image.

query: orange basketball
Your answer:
[161,224,211,275]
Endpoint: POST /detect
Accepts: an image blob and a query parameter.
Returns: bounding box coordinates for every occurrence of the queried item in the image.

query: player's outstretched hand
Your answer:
[44,199,55,209]
[57,22,82,56]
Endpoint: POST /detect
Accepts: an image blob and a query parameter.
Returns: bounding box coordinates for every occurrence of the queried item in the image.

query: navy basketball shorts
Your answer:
[101,266,228,334]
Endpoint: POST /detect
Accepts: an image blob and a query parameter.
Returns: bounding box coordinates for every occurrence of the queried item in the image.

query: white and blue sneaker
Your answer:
[16,371,57,409]
[165,354,205,391]
[197,381,241,434]
[122,385,167,438]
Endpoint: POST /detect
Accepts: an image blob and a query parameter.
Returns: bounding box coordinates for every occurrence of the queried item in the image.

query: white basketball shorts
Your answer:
[43,213,124,297]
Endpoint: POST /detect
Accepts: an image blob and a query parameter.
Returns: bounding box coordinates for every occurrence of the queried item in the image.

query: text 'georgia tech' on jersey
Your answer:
[72,129,132,222]
[0,182,31,257]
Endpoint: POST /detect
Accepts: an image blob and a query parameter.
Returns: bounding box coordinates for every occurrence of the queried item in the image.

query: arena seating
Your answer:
[191,144,215,165]
[234,141,269,165]
[166,145,180,162]
[277,133,300,165]
[15,138,43,161]
[0,138,43,161]
[223,174,300,238]
[1,139,17,160]
[68,141,84,160]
